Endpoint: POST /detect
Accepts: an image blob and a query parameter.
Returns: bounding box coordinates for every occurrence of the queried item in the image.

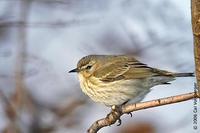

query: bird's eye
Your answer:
[86,65,92,70]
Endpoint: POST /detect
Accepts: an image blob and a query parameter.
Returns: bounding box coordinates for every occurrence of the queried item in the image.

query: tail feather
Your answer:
[171,72,194,77]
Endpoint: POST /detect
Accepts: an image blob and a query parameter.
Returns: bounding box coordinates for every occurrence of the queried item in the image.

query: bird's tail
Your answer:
[171,72,194,77]
[151,70,194,85]
[152,68,194,77]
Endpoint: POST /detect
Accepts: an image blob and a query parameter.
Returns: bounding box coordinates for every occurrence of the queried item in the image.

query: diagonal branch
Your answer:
[87,92,199,133]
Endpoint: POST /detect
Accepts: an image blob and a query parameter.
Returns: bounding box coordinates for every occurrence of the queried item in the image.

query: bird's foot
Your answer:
[126,112,133,117]
[111,105,123,126]
[117,118,122,126]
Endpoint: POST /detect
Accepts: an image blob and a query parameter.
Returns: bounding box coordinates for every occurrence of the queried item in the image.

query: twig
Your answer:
[87,92,198,133]
[1,1,33,133]
[51,96,87,118]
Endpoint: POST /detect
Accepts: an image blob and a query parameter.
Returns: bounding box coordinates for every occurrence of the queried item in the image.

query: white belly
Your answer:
[78,74,151,106]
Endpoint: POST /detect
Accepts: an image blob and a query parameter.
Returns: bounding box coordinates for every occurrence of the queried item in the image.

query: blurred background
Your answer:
[0,0,199,133]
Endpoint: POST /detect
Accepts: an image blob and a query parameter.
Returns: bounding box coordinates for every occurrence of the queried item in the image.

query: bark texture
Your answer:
[87,92,197,133]
[191,0,200,96]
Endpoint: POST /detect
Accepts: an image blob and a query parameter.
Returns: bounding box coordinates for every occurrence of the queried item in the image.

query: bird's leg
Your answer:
[111,105,122,126]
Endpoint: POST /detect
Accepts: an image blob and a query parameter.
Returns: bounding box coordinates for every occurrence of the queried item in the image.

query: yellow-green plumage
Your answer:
[70,55,193,106]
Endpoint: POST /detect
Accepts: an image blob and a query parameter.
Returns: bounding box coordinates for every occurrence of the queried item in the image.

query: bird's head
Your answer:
[69,55,101,78]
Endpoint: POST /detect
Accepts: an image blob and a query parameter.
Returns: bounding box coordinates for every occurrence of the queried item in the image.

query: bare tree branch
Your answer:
[0,19,100,28]
[2,1,35,133]
[191,0,200,96]
[87,92,199,133]
[12,0,34,115]
[51,97,87,118]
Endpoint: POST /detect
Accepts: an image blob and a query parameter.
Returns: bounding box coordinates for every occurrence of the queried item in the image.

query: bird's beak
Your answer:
[69,68,80,73]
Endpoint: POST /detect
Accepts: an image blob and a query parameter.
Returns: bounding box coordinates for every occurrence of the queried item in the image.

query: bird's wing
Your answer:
[93,57,162,82]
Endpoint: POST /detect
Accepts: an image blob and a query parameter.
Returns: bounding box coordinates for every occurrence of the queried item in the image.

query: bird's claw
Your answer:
[117,118,122,126]
[127,112,133,117]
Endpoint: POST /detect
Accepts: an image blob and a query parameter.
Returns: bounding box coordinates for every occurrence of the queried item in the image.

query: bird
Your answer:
[69,55,194,107]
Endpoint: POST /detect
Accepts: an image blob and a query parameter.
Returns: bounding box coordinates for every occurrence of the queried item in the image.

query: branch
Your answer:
[2,1,33,133]
[0,19,99,28]
[87,92,199,133]
[191,0,200,96]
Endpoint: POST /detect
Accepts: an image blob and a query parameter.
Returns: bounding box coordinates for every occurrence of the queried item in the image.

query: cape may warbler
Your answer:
[69,55,193,106]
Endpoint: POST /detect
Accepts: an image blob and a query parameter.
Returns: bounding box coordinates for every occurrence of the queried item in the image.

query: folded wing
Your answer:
[93,56,165,82]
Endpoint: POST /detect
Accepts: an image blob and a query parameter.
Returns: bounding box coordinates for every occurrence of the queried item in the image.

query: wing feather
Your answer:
[93,57,159,82]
